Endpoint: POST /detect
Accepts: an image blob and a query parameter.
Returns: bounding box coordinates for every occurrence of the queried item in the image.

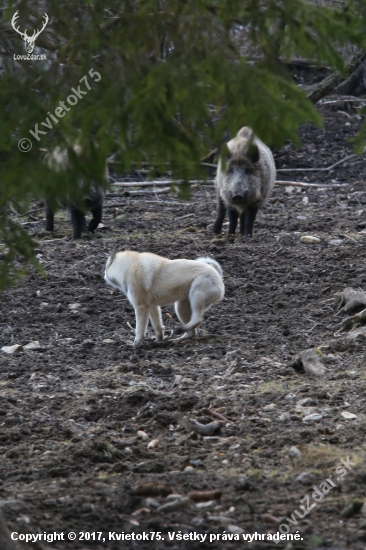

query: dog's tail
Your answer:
[196,257,223,278]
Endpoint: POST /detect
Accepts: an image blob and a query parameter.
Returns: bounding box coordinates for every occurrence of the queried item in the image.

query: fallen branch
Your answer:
[307,49,366,104]
[112,180,209,187]
[275,180,347,188]
[276,154,358,173]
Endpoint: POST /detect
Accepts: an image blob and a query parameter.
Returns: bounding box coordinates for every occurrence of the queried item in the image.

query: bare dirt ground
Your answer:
[2,71,366,550]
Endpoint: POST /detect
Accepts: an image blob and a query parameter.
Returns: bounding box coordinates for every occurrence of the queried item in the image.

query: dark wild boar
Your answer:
[45,144,106,239]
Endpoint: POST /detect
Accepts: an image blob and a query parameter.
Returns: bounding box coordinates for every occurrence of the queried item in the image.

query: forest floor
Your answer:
[2,67,366,550]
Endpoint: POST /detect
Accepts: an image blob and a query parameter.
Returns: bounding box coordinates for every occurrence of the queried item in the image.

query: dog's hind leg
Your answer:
[181,274,223,333]
[133,305,149,346]
[175,298,197,338]
[149,305,164,342]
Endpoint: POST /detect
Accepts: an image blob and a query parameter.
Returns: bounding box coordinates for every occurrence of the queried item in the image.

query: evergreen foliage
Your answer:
[1,0,366,288]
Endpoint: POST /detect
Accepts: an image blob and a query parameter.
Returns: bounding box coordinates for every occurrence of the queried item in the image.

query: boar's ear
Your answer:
[247,142,260,164]
[220,143,232,170]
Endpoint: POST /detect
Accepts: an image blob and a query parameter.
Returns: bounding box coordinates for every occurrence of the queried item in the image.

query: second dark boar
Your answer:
[45,144,107,239]
[213,126,276,237]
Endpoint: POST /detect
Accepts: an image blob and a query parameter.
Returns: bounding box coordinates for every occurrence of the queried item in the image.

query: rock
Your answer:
[179,417,221,436]
[137,430,149,440]
[157,497,191,513]
[1,344,23,354]
[147,438,160,450]
[291,348,326,377]
[303,413,323,423]
[68,303,81,311]
[285,186,295,194]
[195,500,215,508]
[279,412,291,421]
[341,411,358,420]
[297,397,316,407]
[172,375,182,386]
[296,472,314,485]
[24,341,42,350]
[102,339,115,344]
[262,403,277,411]
[144,498,160,508]
[300,235,321,244]
[288,446,302,459]
[328,239,343,246]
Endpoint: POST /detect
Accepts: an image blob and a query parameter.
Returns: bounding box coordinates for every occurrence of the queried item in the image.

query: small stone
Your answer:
[328,239,343,246]
[102,339,115,344]
[137,430,149,440]
[147,438,159,450]
[288,446,302,459]
[341,411,358,420]
[279,412,290,421]
[68,303,81,311]
[285,186,295,194]
[303,413,323,423]
[262,403,277,411]
[184,465,195,472]
[296,472,314,485]
[196,500,215,508]
[157,497,191,513]
[24,341,42,350]
[300,235,320,244]
[297,398,315,407]
[302,196,309,205]
[144,497,160,508]
[1,344,23,354]
[291,348,326,377]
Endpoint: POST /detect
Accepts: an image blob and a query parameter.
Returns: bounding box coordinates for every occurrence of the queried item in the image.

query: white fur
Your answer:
[104,250,225,347]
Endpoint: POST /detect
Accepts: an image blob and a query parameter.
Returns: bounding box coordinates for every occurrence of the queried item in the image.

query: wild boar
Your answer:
[45,144,107,239]
[213,126,276,237]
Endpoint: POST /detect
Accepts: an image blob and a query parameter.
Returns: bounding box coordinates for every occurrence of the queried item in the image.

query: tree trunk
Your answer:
[306,50,366,103]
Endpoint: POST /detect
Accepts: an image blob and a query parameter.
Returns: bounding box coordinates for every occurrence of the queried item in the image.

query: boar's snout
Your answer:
[231,191,248,204]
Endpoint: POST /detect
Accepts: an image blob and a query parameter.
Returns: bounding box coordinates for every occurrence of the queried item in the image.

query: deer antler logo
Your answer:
[11,11,49,54]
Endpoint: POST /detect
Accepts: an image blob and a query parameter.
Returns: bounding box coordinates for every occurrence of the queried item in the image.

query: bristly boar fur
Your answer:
[213,126,276,237]
[45,144,107,239]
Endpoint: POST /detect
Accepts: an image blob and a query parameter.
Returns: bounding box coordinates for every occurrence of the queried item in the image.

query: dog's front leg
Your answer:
[149,305,164,342]
[133,305,149,347]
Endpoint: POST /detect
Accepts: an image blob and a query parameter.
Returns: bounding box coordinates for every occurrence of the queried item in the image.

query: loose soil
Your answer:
[2,82,366,549]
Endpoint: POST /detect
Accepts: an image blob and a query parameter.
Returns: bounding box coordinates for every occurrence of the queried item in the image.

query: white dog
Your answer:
[104,250,225,346]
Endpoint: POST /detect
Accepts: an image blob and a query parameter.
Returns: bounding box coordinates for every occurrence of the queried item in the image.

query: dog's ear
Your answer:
[106,250,117,269]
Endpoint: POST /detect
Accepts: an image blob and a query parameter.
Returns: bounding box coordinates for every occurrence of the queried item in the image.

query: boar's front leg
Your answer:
[69,206,87,239]
[213,197,226,234]
[227,206,239,235]
[45,202,54,232]
[88,204,103,233]
[240,205,258,237]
